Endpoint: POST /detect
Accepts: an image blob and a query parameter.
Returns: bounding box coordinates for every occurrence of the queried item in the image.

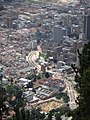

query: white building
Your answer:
[19,78,32,87]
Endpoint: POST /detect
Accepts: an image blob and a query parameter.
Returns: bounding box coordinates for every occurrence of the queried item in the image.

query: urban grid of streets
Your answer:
[0,0,81,114]
[27,46,78,110]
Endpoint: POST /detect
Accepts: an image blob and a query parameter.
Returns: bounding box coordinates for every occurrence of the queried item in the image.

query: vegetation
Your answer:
[56,92,69,103]
[0,82,46,120]
[71,42,90,120]
[45,72,50,78]
[78,42,90,75]
[45,104,70,120]
[1,36,90,120]
[0,85,7,119]
[39,52,48,60]
[0,76,28,119]
[26,71,51,80]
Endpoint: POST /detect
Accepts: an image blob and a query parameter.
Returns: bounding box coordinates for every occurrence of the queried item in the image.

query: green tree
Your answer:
[47,111,52,120]
[55,113,61,120]
[72,68,90,120]
[45,72,50,78]
[78,42,90,75]
[0,85,7,119]
[0,67,3,83]
[72,42,90,120]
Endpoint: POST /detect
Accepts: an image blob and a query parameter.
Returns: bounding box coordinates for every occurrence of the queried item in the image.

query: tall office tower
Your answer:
[53,25,66,43]
[84,15,90,40]
[53,25,62,43]
[6,17,13,28]
[67,26,72,36]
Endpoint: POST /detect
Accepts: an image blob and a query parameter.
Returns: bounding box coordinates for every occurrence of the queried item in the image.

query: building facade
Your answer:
[53,25,66,43]
[84,15,90,40]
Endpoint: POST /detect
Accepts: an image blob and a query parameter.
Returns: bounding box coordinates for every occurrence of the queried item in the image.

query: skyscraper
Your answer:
[84,15,90,40]
[53,25,66,43]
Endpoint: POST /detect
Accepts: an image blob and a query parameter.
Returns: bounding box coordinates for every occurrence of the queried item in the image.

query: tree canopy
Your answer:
[78,42,90,74]
[72,42,90,120]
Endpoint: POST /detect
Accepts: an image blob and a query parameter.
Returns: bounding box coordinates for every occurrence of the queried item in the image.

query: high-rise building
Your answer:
[53,25,61,43]
[6,17,13,28]
[53,25,66,43]
[67,26,72,36]
[84,15,90,40]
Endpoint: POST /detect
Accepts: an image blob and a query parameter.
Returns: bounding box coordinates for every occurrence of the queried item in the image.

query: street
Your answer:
[27,46,78,110]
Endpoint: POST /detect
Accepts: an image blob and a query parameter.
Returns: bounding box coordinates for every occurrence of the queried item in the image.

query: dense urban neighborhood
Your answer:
[0,0,90,120]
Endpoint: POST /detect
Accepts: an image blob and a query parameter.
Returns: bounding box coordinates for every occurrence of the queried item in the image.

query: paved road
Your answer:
[27,46,41,71]
[27,47,78,110]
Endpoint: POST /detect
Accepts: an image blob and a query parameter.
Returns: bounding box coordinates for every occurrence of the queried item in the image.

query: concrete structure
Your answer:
[6,17,13,28]
[57,65,72,74]
[23,91,33,102]
[72,40,83,54]
[67,26,72,36]
[27,40,37,50]
[41,63,46,73]
[84,15,90,40]
[57,61,66,69]
[34,78,66,100]
[19,78,32,87]
[32,40,37,50]
[2,78,8,84]
[53,25,66,43]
